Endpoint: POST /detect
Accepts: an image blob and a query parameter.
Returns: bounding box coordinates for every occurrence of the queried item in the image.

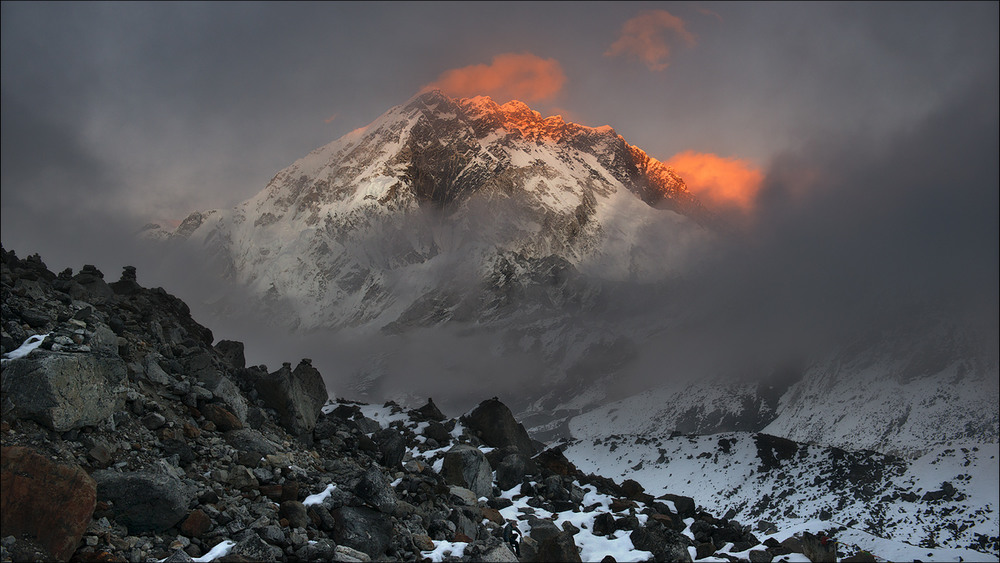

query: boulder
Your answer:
[461,398,535,457]
[254,360,328,436]
[72,265,115,303]
[279,501,310,529]
[1,351,126,431]
[224,428,278,456]
[179,509,212,538]
[231,532,282,561]
[592,513,616,537]
[0,446,96,560]
[214,339,246,369]
[372,428,406,469]
[332,506,393,559]
[659,493,697,518]
[534,530,582,562]
[413,397,447,421]
[496,453,530,492]
[629,522,693,562]
[93,467,194,533]
[354,466,398,514]
[801,532,837,562]
[200,403,243,431]
[442,444,493,499]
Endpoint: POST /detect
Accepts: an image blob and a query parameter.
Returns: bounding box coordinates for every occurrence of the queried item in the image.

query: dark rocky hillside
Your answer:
[2,245,858,562]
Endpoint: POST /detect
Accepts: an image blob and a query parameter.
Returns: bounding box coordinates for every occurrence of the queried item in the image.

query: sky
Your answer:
[2,2,998,400]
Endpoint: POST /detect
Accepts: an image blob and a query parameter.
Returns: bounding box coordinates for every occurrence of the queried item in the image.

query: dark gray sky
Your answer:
[1,2,997,385]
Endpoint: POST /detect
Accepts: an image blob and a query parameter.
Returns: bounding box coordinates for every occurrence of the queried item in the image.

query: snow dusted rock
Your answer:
[1,350,126,432]
[159,90,707,332]
[0,446,97,561]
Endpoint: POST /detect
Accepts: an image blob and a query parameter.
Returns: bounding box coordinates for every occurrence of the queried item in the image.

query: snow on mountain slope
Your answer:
[568,316,998,458]
[564,432,999,558]
[162,90,710,333]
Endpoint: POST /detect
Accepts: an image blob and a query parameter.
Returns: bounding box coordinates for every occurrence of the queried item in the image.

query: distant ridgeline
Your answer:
[1,245,995,562]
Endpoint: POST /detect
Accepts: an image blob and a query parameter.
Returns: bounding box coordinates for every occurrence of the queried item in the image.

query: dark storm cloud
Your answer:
[611,74,999,391]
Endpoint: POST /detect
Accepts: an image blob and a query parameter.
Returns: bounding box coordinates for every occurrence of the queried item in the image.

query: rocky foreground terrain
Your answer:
[3,245,879,562]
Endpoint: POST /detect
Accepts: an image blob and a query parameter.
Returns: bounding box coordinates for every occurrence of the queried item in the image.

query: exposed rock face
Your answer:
[93,467,194,534]
[1,351,126,431]
[462,398,536,458]
[251,359,328,436]
[0,446,97,560]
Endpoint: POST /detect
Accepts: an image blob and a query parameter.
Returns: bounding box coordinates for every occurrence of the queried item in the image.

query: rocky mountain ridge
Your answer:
[2,245,955,562]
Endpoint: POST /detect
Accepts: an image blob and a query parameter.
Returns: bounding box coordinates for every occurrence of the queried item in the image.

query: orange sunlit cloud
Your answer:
[423,52,566,103]
[666,151,764,212]
[606,10,696,71]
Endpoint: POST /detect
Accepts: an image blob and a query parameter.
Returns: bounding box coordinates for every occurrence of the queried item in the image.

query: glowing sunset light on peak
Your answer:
[665,151,764,212]
[422,52,566,103]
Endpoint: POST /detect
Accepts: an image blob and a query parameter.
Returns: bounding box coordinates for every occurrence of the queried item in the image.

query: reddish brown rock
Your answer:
[481,506,505,525]
[609,498,637,512]
[280,480,299,502]
[201,403,243,431]
[621,479,645,499]
[0,446,96,560]
[260,484,284,501]
[182,422,201,438]
[179,509,212,538]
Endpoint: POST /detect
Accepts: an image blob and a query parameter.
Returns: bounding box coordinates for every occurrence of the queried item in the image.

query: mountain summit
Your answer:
[149,90,710,331]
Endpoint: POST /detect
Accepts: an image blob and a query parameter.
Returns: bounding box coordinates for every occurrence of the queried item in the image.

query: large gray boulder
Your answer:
[93,466,194,534]
[253,359,328,436]
[1,351,126,431]
[442,444,494,499]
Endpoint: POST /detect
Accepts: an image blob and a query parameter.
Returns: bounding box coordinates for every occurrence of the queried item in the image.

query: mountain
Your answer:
[2,246,995,562]
[146,90,709,332]
[143,90,997,463]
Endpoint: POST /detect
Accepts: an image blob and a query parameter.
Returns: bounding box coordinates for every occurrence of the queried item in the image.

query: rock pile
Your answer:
[1,246,845,562]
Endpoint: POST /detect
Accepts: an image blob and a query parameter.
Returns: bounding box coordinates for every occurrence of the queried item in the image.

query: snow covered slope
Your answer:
[568,317,998,458]
[564,432,999,559]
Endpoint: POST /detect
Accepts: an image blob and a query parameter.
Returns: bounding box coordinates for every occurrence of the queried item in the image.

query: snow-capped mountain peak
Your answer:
[155,90,711,332]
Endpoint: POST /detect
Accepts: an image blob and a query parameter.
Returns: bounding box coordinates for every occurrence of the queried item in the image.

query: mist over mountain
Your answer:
[143,88,998,458]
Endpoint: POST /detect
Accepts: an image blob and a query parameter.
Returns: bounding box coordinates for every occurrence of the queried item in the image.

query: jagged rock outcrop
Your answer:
[249,359,328,437]
[461,397,536,458]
